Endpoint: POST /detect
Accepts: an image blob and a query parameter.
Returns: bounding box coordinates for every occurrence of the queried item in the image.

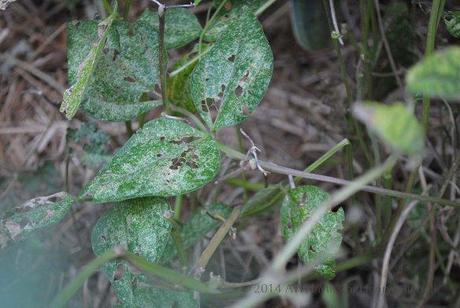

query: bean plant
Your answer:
[1,0,459,307]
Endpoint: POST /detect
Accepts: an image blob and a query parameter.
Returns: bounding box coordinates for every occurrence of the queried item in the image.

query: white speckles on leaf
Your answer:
[80,118,220,203]
[188,7,273,131]
[280,186,344,279]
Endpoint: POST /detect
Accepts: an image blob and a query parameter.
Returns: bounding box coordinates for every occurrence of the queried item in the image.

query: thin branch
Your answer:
[377,200,418,308]
[217,143,460,208]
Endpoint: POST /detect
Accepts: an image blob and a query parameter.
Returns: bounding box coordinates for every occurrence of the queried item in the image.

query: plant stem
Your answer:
[124,252,218,293]
[157,3,168,108]
[51,249,122,308]
[194,206,241,276]
[255,0,278,16]
[422,0,446,129]
[123,0,132,19]
[217,143,460,207]
[295,138,350,185]
[198,0,228,54]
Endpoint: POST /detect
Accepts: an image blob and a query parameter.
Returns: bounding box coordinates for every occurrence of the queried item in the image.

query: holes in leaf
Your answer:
[124,76,136,83]
[201,97,215,112]
[228,55,236,63]
[156,153,162,158]
[235,85,243,97]
[169,148,198,170]
[240,71,249,83]
[170,136,199,145]
[160,136,165,142]
[154,83,161,95]
[112,50,119,61]
[113,263,125,281]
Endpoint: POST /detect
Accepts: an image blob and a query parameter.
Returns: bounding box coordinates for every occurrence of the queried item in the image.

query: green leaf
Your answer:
[1,192,74,248]
[167,55,198,113]
[188,8,273,130]
[280,186,344,279]
[206,1,268,42]
[139,8,202,50]
[290,0,330,51]
[352,102,425,156]
[67,14,162,122]
[61,8,117,119]
[444,11,460,38]
[80,118,220,203]
[91,197,197,307]
[406,47,460,100]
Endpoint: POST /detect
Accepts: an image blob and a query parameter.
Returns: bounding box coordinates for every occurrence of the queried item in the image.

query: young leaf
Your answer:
[139,9,202,50]
[352,102,425,156]
[0,192,74,248]
[280,186,344,279]
[91,197,197,307]
[406,47,460,100]
[80,118,220,203]
[61,7,117,119]
[188,8,273,130]
[444,11,460,38]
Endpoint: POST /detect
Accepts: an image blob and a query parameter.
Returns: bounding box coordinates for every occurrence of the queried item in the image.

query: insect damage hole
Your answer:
[227,55,236,62]
[235,85,243,97]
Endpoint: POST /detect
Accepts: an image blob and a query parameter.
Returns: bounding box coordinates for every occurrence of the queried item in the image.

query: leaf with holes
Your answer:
[80,118,220,203]
[352,102,425,156]
[67,13,161,121]
[280,186,344,279]
[406,47,460,100]
[61,8,117,119]
[444,11,460,38]
[188,7,273,131]
[1,192,74,249]
[139,8,202,49]
[91,197,197,307]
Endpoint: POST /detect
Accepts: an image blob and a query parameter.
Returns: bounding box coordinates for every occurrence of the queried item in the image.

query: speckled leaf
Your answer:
[138,8,202,49]
[280,186,344,279]
[1,192,74,248]
[61,8,117,119]
[188,8,273,130]
[80,118,220,203]
[444,11,460,38]
[91,197,197,307]
[352,102,425,156]
[205,1,267,42]
[406,47,460,100]
[67,14,161,122]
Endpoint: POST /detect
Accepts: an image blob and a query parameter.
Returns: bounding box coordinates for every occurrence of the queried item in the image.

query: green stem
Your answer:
[124,252,218,293]
[295,138,350,185]
[422,0,446,129]
[51,249,121,308]
[102,0,112,15]
[198,0,228,54]
[123,0,132,19]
